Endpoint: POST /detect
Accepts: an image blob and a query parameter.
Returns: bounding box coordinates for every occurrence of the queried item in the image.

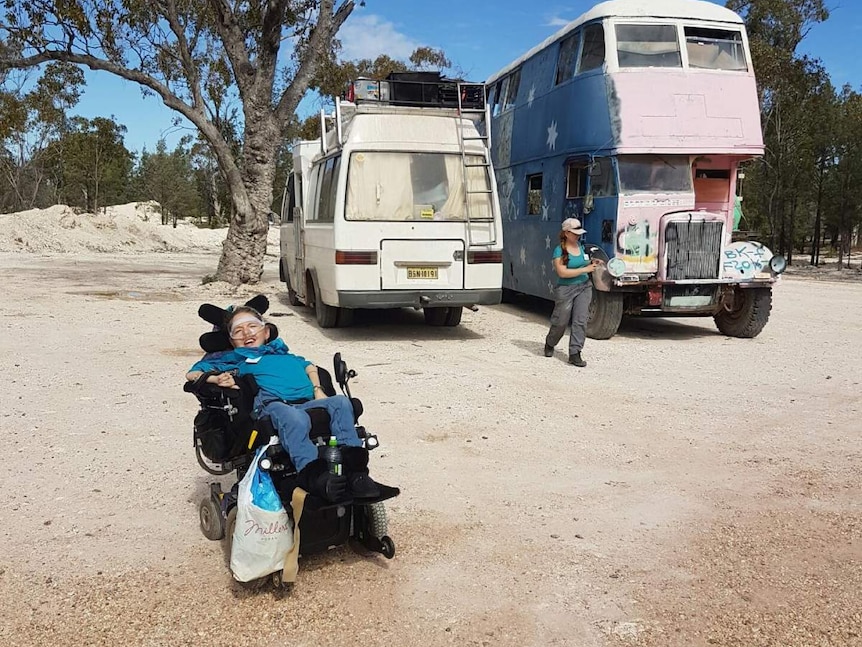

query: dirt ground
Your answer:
[0,248,859,647]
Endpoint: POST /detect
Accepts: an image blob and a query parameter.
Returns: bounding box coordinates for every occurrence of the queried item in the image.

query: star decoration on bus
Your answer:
[547,120,558,150]
[519,246,527,265]
[545,235,551,250]
[541,201,549,221]
[527,85,536,108]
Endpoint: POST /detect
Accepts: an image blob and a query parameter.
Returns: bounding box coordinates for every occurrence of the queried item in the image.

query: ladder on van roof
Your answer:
[456,83,497,247]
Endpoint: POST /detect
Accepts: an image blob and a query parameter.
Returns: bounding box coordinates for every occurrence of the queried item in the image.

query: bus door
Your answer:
[586,157,618,259]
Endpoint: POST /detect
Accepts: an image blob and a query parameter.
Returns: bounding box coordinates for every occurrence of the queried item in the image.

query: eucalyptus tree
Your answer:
[0,63,83,211]
[1,1,356,283]
[726,0,830,260]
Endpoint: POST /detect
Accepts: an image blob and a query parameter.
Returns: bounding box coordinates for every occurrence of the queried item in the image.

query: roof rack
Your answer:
[345,71,485,110]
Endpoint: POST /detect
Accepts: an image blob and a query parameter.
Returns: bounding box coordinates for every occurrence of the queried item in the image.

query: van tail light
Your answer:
[335,250,378,265]
[467,250,503,264]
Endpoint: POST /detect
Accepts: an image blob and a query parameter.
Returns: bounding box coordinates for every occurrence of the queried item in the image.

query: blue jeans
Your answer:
[253,393,360,471]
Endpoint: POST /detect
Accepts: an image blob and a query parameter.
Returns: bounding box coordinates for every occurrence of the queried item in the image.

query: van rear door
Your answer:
[380,239,464,290]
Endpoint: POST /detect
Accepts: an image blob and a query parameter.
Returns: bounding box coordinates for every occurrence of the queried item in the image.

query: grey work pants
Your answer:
[545,281,593,355]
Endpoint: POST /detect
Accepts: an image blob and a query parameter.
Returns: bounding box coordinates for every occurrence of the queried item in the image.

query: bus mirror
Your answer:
[588,162,601,177]
[268,211,280,225]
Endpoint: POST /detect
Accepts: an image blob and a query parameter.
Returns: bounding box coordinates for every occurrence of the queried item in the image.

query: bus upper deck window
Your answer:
[492,77,509,116]
[684,27,747,71]
[616,24,681,68]
[503,70,520,111]
[578,23,606,73]
[555,32,581,85]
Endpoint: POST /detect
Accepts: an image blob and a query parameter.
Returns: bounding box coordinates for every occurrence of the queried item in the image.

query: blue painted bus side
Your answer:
[490,40,617,299]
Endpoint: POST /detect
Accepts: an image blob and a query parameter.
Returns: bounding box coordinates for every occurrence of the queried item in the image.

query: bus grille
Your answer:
[665,220,723,280]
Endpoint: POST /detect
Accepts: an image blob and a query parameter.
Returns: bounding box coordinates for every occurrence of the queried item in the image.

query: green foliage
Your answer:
[726,0,861,265]
[134,138,201,223]
[43,116,134,212]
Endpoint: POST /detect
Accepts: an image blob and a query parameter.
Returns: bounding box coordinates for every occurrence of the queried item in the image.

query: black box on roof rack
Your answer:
[380,71,485,110]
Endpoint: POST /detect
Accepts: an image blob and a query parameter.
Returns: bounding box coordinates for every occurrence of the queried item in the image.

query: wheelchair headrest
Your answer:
[196,294,277,353]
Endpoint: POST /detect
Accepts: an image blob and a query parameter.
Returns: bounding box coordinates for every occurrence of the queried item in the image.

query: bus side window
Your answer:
[566,164,588,198]
[321,156,340,222]
[578,23,605,72]
[588,158,616,197]
[314,158,335,222]
[555,31,581,85]
[526,173,543,215]
[492,77,509,117]
[503,70,520,111]
[284,174,296,223]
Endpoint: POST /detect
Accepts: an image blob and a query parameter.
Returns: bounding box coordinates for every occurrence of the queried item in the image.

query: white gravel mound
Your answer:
[0,201,229,253]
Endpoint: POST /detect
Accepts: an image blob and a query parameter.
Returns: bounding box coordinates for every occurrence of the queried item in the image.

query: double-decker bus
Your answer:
[486,0,785,338]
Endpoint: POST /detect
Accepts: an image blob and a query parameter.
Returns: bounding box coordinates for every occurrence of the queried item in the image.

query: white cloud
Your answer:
[546,16,572,27]
[337,14,420,61]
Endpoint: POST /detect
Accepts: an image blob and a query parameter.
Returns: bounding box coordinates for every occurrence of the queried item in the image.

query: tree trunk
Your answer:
[811,158,824,266]
[214,112,279,285]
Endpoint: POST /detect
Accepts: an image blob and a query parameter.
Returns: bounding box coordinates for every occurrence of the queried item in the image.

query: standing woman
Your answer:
[544,218,603,367]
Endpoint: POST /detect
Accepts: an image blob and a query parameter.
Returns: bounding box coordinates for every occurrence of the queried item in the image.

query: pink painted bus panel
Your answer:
[610,72,764,153]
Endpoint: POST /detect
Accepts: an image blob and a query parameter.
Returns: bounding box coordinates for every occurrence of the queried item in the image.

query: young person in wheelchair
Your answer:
[185,305,382,502]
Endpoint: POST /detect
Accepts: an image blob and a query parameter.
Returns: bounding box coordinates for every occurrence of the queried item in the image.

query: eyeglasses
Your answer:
[229,322,265,339]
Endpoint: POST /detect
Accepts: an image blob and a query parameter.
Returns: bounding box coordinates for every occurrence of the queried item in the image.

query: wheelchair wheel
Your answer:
[199,496,225,540]
[379,536,395,559]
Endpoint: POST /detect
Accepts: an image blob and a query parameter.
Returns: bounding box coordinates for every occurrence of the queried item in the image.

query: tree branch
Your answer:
[207,0,255,98]
[274,0,353,126]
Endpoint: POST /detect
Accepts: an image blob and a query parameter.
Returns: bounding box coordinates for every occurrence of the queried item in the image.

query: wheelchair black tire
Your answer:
[199,496,225,541]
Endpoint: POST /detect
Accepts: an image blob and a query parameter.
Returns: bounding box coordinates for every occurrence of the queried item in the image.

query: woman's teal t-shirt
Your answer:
[553,244,589,286]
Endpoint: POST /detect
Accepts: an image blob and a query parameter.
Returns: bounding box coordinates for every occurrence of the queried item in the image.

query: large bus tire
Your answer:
[714,287,772,338]
[586,289,623,340]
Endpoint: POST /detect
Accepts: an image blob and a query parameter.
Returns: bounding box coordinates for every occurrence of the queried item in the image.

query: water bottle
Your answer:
[323,437,342,476]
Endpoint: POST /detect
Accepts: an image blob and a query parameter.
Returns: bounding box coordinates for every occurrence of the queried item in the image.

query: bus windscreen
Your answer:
[685,27,748,71]
[615,24,681,68]
[618,155,692,193]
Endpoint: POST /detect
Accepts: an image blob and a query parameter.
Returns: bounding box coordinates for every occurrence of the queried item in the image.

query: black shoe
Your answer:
[543,344,554,357]
[348,473,381,499]
[569,352,587,367]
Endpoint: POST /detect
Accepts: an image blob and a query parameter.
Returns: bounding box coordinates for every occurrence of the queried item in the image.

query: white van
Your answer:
[278,73,504,328]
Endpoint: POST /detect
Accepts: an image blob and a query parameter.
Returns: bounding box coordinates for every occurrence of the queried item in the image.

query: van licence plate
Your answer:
[407,267,438,279]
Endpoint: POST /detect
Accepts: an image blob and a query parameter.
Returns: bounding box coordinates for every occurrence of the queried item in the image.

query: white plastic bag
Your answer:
[230,440,294,582]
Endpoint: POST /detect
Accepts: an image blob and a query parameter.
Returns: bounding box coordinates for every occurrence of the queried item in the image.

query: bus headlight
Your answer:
[606,258,626,278]
[769,255,787,274]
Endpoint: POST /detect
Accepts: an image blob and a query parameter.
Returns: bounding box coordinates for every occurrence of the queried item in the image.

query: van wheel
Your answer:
[336,307,354,327]
[309,276,338,328]
[424,306,462,327]
[714,287,772,338]
[586,289,623,340]
[285,275,301,307]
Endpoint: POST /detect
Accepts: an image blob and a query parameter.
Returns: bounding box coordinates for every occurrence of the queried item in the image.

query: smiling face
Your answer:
[228,312,268,348]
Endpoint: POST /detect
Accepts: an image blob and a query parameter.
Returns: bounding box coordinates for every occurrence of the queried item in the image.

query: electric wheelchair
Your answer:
[184,296,399,587]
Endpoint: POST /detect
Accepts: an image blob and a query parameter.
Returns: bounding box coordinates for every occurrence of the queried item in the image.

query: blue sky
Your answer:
[69,0,862,154]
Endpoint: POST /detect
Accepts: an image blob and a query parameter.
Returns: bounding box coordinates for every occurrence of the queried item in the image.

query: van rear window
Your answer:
[345,152,493,221]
